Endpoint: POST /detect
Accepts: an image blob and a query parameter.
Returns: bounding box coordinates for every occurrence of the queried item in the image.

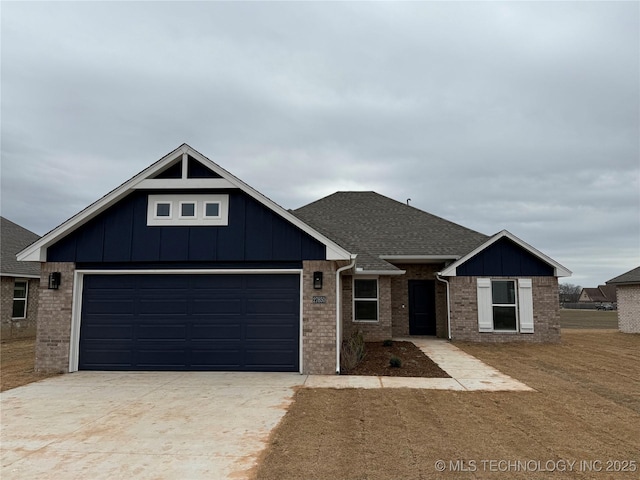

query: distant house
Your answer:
[1,217,41,339]
[578,285,617,305]
[606,267,640,333]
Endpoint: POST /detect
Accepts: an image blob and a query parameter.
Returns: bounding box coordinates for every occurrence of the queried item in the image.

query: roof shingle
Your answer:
[293,192,488,272]
[1,217,41,277]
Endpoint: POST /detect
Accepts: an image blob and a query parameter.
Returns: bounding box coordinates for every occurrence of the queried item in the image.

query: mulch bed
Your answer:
[341,341,450,378]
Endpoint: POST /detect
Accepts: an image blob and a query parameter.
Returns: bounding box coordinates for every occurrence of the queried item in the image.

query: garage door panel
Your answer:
[79,273,300,371]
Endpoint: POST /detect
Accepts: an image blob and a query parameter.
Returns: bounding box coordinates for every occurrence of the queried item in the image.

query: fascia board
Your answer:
[18,144,352,262]
[438,230,572,278]
[18,145,187,262]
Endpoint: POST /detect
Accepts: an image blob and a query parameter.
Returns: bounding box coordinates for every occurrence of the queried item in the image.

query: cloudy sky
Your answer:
[2,1,638,287]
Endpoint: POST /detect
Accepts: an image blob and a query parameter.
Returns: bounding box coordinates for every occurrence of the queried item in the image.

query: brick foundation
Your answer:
[35,262,76,373]
[448,276,561,343]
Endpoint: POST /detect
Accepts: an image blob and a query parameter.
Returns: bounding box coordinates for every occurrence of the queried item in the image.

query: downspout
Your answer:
[436,273,452,341]
[336,255,357,374]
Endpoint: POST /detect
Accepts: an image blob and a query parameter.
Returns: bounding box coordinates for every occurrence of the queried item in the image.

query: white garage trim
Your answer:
[70,269,304,374]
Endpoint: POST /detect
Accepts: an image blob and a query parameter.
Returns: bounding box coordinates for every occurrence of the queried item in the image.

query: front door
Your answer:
[408,280,436,335]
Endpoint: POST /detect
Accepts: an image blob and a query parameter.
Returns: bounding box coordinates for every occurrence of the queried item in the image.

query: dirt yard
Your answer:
[256,329,640,479]
[0,338,57,392]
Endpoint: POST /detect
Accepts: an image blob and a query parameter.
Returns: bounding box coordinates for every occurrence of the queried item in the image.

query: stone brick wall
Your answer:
[35,262,76,373]
[341,275,392,342]
[616,284,640,333]
[1,276,39,339]
[449,276,561,343]
[389,263,448,338]
[302,260,340,374]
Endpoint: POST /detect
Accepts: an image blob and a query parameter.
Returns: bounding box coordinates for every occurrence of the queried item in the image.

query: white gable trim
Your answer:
[17,144,351,262]
[437,230,571,278]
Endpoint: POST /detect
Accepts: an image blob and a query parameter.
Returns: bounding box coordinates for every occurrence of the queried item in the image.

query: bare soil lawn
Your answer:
[0,338,58,392]
[255,329,640,479]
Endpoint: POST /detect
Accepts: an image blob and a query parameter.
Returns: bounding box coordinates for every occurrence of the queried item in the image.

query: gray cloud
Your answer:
[1,1,638,287]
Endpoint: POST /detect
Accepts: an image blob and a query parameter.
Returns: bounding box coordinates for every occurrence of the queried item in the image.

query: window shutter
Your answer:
[518,279,534,333]
[477,278,493,332]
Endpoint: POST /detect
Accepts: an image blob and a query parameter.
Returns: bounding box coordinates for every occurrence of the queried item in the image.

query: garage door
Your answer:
[79,273,300,371]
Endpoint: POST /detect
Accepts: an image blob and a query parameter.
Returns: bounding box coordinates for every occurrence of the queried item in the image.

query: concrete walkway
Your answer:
[304,337,534,391]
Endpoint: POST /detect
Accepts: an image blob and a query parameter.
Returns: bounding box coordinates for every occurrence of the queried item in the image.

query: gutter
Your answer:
[435,273,452,341]
[336,255,357,374]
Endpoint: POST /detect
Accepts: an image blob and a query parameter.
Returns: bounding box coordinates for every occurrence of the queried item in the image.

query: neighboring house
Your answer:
[18,144,571,375]
[606,267,640,333]
[1,217,41,339]
[578,285,617,305]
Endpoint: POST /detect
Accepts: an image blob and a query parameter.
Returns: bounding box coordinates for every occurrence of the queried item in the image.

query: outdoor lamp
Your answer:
[48,272,61,290]
[313,271,323,289]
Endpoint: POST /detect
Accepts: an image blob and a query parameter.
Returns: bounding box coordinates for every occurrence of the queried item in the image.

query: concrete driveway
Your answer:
[1,372,306,479]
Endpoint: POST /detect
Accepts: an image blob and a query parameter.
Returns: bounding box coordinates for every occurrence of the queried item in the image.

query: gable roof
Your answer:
[607,266,640,285]
[438,230,572,277]
[293,191,489,273]
[1,217,41,278]
[17,144,351,262]
[580,285,617,302]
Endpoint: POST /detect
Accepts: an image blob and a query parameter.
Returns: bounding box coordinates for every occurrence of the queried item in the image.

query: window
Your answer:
[491,280,517,331]
[204,202,220,218]
[12,281,28,319]
[477,278,534,334]
[147,194,229,226]
[354,278,378,322]
[180,202,196,218]
[155,202,172,218]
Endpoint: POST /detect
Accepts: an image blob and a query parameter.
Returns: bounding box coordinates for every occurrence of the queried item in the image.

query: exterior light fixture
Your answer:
[48,272,61,290]
[313,271,323,289]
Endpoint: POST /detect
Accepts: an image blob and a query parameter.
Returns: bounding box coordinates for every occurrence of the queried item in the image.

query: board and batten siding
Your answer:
[47,190,326,263]
[456,237,554,277]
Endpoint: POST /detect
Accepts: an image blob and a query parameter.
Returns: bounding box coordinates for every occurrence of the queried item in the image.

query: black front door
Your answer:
[408,280,436,335]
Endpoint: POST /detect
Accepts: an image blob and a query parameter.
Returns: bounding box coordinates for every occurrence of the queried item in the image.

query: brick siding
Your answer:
[302,260,341,374]
[341,275,393,342]
[616,284,640,333]
[448,276,561,343]
[35,262,76,373]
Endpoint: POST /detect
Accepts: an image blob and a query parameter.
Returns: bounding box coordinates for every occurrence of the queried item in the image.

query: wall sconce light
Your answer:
[48,272,61,290]
[313,271,323,289]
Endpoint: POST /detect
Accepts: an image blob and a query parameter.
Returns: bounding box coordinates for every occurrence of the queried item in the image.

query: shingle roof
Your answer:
[1,217,41,277]
[293,192,489,272]
[607,266,640,285]
[581,285,617,303]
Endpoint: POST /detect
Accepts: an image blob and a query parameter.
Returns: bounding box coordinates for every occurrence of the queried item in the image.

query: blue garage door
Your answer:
[79,274,300,371]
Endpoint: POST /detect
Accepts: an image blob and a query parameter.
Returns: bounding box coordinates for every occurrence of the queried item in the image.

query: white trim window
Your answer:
[353,278,378,322]
[147,194,229,226]
[477,278,534,333]
[12,280,28,319]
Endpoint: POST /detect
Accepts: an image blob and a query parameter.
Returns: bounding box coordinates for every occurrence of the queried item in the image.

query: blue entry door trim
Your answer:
[79,273,300,372]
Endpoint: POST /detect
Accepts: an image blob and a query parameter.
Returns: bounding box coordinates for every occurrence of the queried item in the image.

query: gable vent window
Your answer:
[147,194,229,226]
[204,202,220,218]
[180,202,196,218]
[155,202,172,218]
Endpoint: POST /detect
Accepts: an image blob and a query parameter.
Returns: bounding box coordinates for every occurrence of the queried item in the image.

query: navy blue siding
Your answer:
[456,237,554,277]
[48,190,326,263]
[79,273,300,371]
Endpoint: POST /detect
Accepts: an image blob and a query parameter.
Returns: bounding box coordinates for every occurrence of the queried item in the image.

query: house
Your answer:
[578,285,617,305]
[606,267,640,333]
[1,217,41,339]
[18,144,571,375]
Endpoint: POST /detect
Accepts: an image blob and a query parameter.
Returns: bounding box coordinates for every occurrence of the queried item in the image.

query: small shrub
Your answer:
[389,356,402,368]
[341,330,366,371]
[382,339,393,347]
